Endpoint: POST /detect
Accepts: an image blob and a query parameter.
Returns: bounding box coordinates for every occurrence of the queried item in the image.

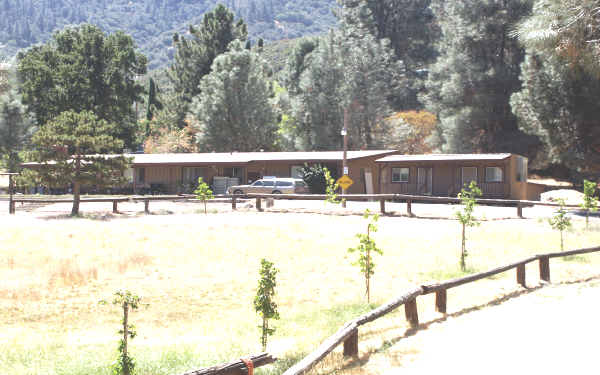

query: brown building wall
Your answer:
[379,159,518,198]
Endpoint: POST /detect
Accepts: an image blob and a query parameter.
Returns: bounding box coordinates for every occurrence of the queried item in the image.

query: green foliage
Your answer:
[254,258,279,351]
[340,0,438,109]
[581,180,598,229]
[324,167,341,204]
[100,290,144,375]
[510,48,600,174]
[30,110,130,215]
[300,164,335,194]
[0,67,34,172]
[456,181,482,271]
[348,209,383,303]
[17,24,147,149]
[422,0,539,157]
[194,177,214,215]
[548,199,572,251]
[194,40,278,152]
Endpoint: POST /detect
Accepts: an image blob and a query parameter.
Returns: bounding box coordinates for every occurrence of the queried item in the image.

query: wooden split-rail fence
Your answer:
[281,245,600,375]
[6,193,582,218]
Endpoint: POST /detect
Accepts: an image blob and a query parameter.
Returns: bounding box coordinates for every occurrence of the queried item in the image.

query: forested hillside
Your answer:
[0,0,338,69]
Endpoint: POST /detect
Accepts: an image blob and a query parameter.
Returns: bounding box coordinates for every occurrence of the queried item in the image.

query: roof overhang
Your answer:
[376,153,514,163]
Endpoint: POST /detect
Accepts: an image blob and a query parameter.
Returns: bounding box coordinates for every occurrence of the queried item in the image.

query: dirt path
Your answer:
[357,279,600,375]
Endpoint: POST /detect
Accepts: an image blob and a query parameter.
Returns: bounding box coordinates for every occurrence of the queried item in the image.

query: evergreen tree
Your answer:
[17,24,147,149]
[193,40,277,152]
[145,77,162,122]
[340,0,438,109]
[421,0,539,156]
[0,68,34,172]
[30,110,130,216]
[169,5,247,105]
[510,50,600,175]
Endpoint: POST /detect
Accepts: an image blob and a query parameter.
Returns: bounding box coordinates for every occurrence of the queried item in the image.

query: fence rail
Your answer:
[281,246,600,375]
[6,192,584,217]
[180,352,276,375]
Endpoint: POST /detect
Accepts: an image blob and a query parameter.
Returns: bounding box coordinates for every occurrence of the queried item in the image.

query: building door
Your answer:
[364,169,374,195]
[417,167,432,195]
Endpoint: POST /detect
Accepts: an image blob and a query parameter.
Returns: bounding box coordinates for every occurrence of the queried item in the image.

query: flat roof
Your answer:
[376,153,513,163]
[129,150,397,165]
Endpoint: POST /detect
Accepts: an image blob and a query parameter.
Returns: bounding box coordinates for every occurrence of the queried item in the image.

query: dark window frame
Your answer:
[391,167,410,183]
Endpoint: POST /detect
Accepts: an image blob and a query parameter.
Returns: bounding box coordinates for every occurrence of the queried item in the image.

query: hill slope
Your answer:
[0,0,338,69]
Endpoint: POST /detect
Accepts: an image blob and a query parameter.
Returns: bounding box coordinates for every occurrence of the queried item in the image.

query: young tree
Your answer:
[193,40,277,152]
[254,259,279,351]
[30,110,130,216]
[422,0,540,157]
[456,181,482,271]
[549,199,572,251]
[17,24,147,149]
[581,180,598,229]
[324,167,341,204]
[194,177,214,214]
[100,290,144,375]
[348,209,383,303]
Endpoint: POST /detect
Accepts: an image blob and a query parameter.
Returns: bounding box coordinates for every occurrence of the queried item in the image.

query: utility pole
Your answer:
[342,107,349,208]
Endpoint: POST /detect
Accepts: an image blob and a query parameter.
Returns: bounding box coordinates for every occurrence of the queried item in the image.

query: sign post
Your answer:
[1,172,18,214]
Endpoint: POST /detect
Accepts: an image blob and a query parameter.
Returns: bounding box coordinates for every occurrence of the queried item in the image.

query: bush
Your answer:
[301,164,337,194]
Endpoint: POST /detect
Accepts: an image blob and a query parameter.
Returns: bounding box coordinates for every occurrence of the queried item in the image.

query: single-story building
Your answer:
[129,150,399,194]
[375,153,541,200]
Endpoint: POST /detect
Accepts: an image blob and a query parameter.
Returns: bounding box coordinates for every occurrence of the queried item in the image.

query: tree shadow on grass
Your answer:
[38,209,176,221]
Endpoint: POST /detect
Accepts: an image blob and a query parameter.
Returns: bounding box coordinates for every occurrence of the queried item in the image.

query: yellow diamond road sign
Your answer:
[337,175,353,190]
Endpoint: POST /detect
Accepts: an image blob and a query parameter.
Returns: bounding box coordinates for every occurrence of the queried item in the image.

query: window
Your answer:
[224,167,243,178]
[276,181,293,187]
[485,167,503,182]
[461,167,477,186]
[262,180,275,187]
[291,165,304,179]
[137,168,145,183]
[251,180,264,186]
[391,167,409,183]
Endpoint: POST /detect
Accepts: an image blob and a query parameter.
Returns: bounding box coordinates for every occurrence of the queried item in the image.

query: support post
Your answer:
[407,199,413,217]
[517,202,523,219]
[404,298,419,328]
[435,290,447,314]
[539,256,550,282]
[232,196,237,210]
[112,201,118,214]
[380,198,385,214]
[343,328,359,357]
[256,197,262,212]
[144,200,149,214]
[517,264,526,287]
[8,174,15,214]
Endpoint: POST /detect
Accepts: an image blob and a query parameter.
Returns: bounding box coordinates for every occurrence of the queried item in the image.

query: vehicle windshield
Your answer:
[251,180,263,186]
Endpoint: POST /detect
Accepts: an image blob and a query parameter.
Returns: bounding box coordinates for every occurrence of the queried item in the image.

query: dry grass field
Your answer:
[1,200,599,375]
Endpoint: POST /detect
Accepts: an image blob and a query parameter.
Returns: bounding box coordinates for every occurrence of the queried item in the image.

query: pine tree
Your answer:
[30,110,130,216]
[193,40,277,152]
[422,0,539,156]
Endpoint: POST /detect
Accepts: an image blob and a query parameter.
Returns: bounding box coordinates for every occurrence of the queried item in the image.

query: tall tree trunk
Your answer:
[461,223,466,270]
[123,302,130,375]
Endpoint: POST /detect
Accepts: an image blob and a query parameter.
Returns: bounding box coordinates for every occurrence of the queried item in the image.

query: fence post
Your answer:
[256,197,262,212]
[517,264,526,287]
[407,199,413,217]
[343,328,359,357]
[144,199,150,214]
[517,202,523,219]
[232,196,237,211]
[379,198,385,214]
[539,256,550,282]
[404,298,419,328]
[112,201,118,214]
[435,290,447,314]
